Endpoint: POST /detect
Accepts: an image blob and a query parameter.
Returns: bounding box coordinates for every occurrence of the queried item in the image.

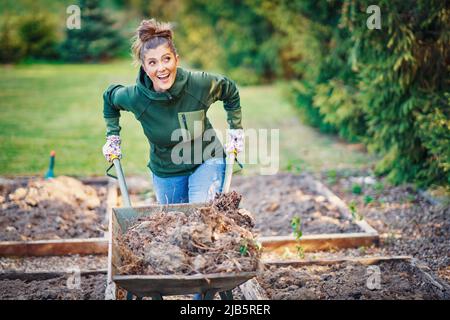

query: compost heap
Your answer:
[0,176,104,241]
[117,191,261,275]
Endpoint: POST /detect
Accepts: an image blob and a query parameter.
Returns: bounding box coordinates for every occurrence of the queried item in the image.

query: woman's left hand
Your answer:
[225,129,244,154]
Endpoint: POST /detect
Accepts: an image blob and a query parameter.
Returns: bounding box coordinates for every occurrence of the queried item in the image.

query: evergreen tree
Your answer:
[59,0,124,62]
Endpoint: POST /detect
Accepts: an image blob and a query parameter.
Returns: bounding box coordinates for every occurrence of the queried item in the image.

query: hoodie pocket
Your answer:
[178,110,205,141]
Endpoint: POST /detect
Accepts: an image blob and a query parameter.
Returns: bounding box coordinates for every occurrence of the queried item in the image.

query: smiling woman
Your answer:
[102,19,244,205]
[144,45,177,92]
[131,20,179,92]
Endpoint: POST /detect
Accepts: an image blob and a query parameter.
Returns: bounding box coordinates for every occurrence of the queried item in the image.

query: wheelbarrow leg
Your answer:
[125,291,145,300]
[202,290,216,300]
[151,293,163,300]
[219,290,233,300]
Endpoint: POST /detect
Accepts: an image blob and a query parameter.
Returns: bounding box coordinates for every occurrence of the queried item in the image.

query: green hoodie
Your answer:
[103,66,242,177]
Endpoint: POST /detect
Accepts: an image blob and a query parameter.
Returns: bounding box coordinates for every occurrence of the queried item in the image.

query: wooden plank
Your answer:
[418,189,442,206]
[260,232,379,254]
[0,238,108,257]
[239,279,269,300]
[0,269,107,281]
[354,219,379,235]
[263,255,412,268]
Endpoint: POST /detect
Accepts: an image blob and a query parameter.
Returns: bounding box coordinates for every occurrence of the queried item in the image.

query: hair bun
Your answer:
[138,19,173,42]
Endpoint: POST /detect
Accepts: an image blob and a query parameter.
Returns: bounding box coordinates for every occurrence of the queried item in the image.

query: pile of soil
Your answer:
[232,173,361,236]
[258,260,449,300]
[117,192,261,275]
[319,170,450,283]
[0,176,106,241]
[0,274,105,300]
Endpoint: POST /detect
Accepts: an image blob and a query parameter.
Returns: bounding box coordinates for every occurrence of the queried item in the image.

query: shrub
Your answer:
[343,0,449,187]
[18,13,59,60]
[0,17,26,63]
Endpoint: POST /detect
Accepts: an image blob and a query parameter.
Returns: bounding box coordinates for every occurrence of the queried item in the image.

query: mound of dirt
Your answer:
[116,192,261,275]
[0,274,106,300]
[0,176,106,241]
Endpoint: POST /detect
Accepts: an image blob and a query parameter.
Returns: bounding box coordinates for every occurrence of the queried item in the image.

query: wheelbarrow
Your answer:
[104,153,256,300]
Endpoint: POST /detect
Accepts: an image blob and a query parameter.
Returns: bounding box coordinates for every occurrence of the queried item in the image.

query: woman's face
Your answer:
[142,44,179,92]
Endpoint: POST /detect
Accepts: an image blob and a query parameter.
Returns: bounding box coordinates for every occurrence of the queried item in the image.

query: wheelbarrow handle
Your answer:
[222,151,236,194]
[106,156,132,207]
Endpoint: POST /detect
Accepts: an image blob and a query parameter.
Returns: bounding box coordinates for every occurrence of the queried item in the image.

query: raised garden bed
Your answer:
[232,174,379,253]
[256,256,450,300]
[0,176,117,257]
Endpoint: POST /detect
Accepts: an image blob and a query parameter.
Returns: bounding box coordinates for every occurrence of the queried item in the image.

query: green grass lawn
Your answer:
[0,60,376,177]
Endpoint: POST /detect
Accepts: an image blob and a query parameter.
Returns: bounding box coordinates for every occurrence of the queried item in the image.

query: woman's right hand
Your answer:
[102,135,122,162]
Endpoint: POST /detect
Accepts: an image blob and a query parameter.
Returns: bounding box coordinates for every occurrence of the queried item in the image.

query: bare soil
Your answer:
[0,176,107,241]
[117,192,261,275]
[0,274,106,300]
[258,260,450,300]
[232,173,361,236]
[318,170,450,283]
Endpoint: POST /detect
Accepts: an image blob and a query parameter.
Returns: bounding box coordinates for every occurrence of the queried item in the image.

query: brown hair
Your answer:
[131,19,178,66]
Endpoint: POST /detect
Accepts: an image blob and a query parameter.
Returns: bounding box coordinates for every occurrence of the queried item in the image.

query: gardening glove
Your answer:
[225,129,244,155]
[102,135,122,162]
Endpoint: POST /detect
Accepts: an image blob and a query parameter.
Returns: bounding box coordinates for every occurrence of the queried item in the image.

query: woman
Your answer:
[102,19,244,204]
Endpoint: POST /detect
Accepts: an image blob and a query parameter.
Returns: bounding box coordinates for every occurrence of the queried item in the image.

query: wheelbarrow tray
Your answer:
[110,203,256,297]
[113,272,256,297]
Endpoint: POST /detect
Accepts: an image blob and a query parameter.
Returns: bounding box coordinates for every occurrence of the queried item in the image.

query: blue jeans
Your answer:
[152,157,226,204]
